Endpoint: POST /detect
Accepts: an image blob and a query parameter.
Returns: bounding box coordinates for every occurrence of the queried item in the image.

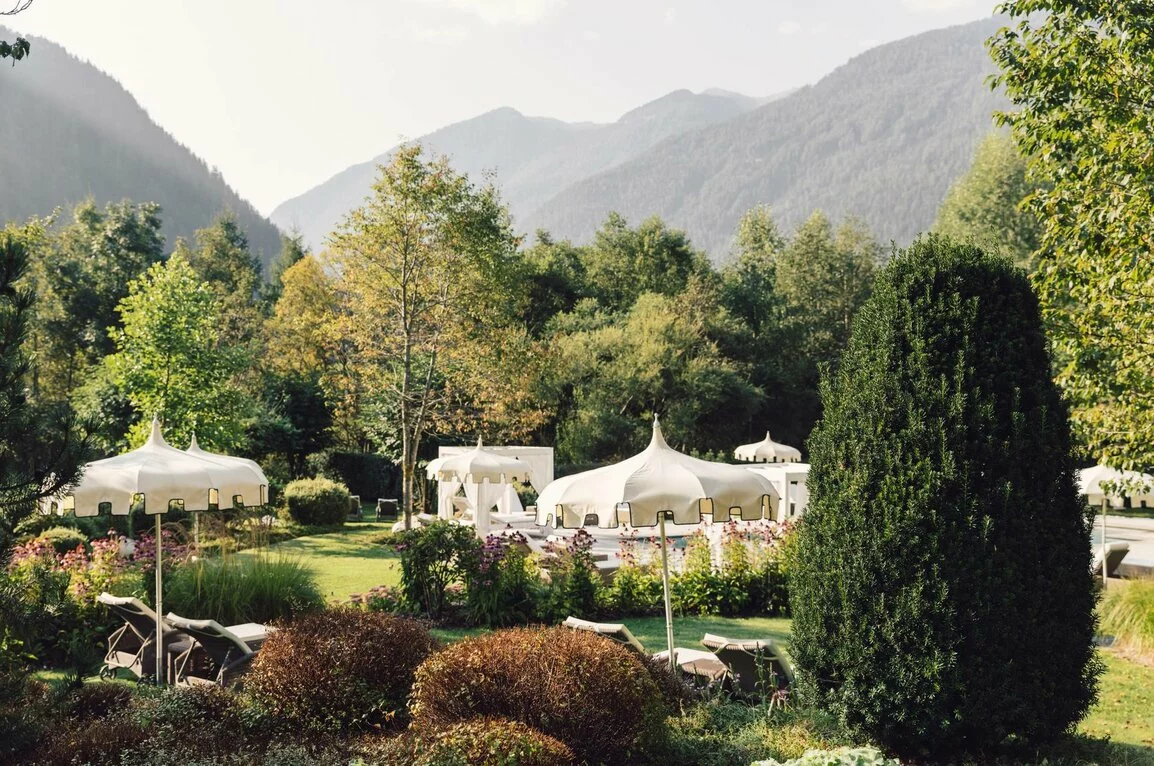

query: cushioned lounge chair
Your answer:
[701,633,793,695]
[562,616,726,682]
[97,593,193,683]
[1091,541,1129,578]
[166,613,269,688]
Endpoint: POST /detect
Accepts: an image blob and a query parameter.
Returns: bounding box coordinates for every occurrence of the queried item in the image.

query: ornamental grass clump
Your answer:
[245,608,439,732]
[789,236,1099,758]
[409,625,669,765]
[1099,580,1154,657]
[164,553,323,625]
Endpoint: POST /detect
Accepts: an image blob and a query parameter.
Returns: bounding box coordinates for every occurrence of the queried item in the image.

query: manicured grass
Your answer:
[242,521,401,602]
[1081,651,1154,752]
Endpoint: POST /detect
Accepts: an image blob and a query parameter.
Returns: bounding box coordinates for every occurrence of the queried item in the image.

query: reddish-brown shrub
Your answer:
[409,626,668,765]
[245,608,439,732]
[359,717,576,765]
[30,715,148,766]
[61,681,135,723]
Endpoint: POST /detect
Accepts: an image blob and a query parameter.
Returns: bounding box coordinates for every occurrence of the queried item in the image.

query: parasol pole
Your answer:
[154,513,164,685]
[658,512,676,671]
[1102,495,1109,587]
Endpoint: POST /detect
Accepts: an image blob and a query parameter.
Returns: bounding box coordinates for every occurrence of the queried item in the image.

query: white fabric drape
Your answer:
[437,480,462,519]
[463,480,505,537]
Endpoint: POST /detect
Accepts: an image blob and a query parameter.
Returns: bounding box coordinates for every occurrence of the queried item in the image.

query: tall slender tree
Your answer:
[327,145,518,528]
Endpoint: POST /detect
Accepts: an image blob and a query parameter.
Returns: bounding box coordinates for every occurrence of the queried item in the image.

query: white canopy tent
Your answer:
[185,434,270,542]
[734,431,802,464]
[536,416,779,668]
[54,420,268,683]
[426,438,531,536]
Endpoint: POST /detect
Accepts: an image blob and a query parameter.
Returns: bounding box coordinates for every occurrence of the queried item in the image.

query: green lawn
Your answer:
[256,523,1154,757]
[243,520,401,602]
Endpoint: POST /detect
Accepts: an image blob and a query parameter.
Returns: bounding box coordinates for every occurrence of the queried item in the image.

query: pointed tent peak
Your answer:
[765,431,772,442]
[649,414,670,450]
[188,433,202,452]
[146,416,168,447]
[476,436,484,449]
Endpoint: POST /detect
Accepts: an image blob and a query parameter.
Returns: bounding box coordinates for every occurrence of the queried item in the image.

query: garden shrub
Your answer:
[392,520,480,617]
[789,237,1100,757]
[754,746,900,766]
[35,525,90,555]
[662,699,843,766]
[603,561,662,616]
[62,681,135,723]
[283,477,351,526]
[245,608,439,732]
[540,529,601,622]
[466,532,539,627]
[361,717,576,766]
[410,625,668,764]
[164,554,323,625]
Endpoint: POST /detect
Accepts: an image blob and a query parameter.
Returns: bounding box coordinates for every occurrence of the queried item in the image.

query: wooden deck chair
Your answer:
[166,613,265,688]
[562,616,726,683]
[701,633,794,696]
[1091,541,1129,578]
[97,593,192,683]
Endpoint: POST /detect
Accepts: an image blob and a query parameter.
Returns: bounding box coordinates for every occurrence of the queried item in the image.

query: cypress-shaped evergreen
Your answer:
[789,235,1099,757]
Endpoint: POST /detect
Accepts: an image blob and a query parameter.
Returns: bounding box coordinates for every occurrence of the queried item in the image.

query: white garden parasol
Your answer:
[1078,464,1154,585]
[535,416,779,668]
[186,434,270,543]
[57,419,267,683]
[734,431,802,463]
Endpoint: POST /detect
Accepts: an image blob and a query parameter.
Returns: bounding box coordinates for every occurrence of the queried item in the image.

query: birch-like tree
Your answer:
[327,145,518,528]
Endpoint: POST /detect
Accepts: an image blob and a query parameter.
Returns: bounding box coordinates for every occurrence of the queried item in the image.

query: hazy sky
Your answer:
[9,0,994,214]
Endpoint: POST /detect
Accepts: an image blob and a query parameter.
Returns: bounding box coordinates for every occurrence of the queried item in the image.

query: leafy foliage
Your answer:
[246,608,440,733]
[392,520,480,618]
[990,1,1154,472]
[362,717,577,766]
[409,626,669,765]
[933,133,1041,268]
[0,228,88,554]
[790,236,1100,757]
[103,253,253,451]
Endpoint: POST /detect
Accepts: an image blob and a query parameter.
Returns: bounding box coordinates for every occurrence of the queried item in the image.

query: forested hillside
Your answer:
[0,28,283,268]
[271,89,768,250]
[525,17,1008,254]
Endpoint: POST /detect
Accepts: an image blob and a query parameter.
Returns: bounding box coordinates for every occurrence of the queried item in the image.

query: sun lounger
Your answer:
[97,593,193,683]
[701,633,794,695]
[1091,541,1129,578]
[562,616,726,682]
[165,613,270,688]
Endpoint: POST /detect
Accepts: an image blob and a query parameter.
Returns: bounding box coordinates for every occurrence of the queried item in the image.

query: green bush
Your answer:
[409,626,668,764]
[789,237,1100,757]
[539,529,600,622]
[393,521,480,617]
[361,717,576,766]
[754,746,900,766]
[282,477,350,526]
[245,608,439,732]
[1099,580,1154,656]
[603,563,663,616]
[466,532,540,627]
[164,554,323,625]
[36,525,90,555]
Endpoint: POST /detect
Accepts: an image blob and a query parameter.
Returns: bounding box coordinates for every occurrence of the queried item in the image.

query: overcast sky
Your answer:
[9,0,995,214]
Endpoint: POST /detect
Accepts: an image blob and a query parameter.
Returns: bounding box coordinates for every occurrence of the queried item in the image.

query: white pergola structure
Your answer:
[734,432,802,464]
[427,440,545,536]
[535,416,778,668]
[744,463,810,522]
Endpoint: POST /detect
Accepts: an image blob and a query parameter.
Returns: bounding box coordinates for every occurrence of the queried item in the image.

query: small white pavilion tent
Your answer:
[426,438,531,536]
[536,416,779,667]
[54,420,267,683]
[734,432,802,464]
